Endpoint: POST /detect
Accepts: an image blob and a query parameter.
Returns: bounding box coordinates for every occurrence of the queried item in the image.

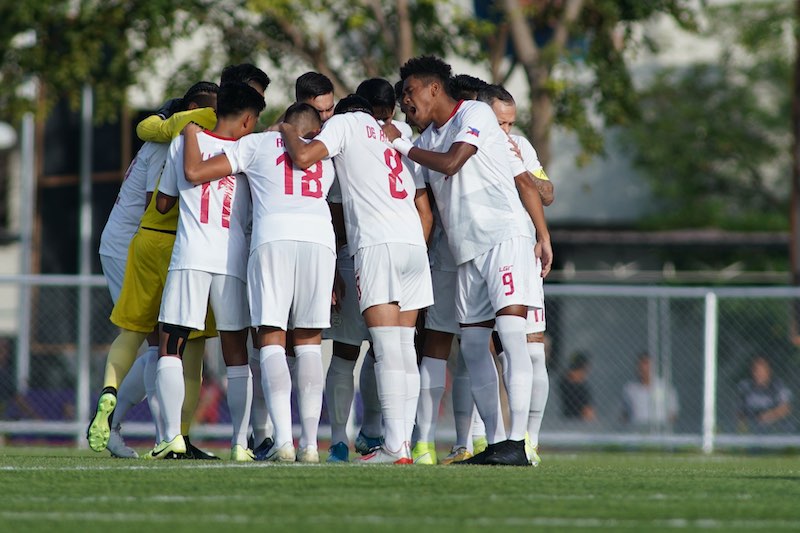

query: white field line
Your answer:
[1,511,800,529]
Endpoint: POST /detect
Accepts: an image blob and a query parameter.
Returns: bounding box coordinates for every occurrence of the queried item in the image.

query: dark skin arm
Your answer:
[382,122,477,177]
[414,188,434,242]
[155,192,177,214]
[182,122,234,185]
[278,122,329,170]
[514,170,552,277]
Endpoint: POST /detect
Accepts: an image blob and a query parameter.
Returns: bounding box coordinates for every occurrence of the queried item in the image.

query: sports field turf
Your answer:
[0,447,798,532]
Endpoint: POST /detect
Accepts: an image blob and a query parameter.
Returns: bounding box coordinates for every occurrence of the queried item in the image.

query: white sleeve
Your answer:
[505,136,527,178]
[314,115,348,159]
[514,135,544,174]
[224,133,259,175]
[145,143,169,193]
[451,102,495,149]
[157,138,183,197]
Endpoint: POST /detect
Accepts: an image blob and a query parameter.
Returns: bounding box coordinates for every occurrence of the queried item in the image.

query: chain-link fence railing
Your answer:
[1,276,798,451]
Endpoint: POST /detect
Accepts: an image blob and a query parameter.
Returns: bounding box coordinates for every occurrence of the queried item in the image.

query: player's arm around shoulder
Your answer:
[136,107,217,143]
[513,170,552,277]
[384,122,477,177]
[181,123,234,185]
[278,122,329,170]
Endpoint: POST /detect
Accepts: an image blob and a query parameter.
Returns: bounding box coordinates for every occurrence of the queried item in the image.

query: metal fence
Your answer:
[1,275,799,452]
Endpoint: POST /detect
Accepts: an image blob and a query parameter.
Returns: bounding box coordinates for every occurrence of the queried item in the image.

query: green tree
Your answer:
[0,1,208,122]
[621,0,792,229]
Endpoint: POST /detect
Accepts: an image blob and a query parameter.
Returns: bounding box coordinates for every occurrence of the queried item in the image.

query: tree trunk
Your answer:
[790,0,800,341]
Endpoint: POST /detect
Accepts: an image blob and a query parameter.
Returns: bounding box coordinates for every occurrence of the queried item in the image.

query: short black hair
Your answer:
[450,74,489,101]
[477,84,515,106]
[295,72,334,102]
[399,55,452,89]
[284,102,321,128]
[356,78,396,112]
[220,63,271,93]
[394,80,404,103]
[181,81,219,111]
[333,94,373,116]
[216,82,266,119]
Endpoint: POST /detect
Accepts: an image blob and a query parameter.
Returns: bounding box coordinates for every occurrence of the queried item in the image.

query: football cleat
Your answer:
[357,442,412,465]
[440,445,472,465]
[484,439,530,466]
[296,445,320,464]
[87,391,117,452]
[458,445,493,465]
[327,441,350,463]
[253,437,274,457]
[231,445,255,462]
[472,435,488,455]
[145,435,187,460]
[524,433,541,466]
[107,426,138,458]
[181,437,220,460]
[411,441,437,465]
[255,441,296,462]
[354,430,382,455]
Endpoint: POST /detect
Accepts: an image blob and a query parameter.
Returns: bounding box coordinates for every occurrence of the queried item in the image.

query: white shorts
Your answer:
[456,236,541,324]
[248,240,336,330]
[525,259,546,334]
[425,268,459,335]
[323,252,369,346]
[100,254,127,304]
[354,243,434,313]
[159,269,249,331]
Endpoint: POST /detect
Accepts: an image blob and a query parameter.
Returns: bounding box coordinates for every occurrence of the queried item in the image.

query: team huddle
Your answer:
[88,55,554,466]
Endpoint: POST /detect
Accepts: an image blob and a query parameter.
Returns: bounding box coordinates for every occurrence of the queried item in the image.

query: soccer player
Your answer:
[386,56,552,466]
[87,82,220,455]
[295,72,335,122]
[184,103,337,463]
[149,82,265,460]
[280,94,433,464]
[478,83,554,465]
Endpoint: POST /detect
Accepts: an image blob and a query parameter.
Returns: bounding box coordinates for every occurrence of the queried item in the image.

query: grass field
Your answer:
[0,447,798,532]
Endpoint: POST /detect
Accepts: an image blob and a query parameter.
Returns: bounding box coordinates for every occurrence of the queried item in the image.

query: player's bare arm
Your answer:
[383,123,477,177]
[155,192,177,214]
[181,123,233,185]
[278,122,329,170]
[414,188,434,242]
[514,171,552,277]
[535,178,554,206]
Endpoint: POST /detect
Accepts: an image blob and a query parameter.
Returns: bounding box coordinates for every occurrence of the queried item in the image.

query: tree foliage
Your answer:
[620,0,792,229]
[0,0,209,122]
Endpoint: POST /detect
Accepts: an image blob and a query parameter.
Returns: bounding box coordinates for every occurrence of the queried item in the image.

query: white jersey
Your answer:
[224,131,336,253]
[382,119,413,141]
[415,100,532,265]
[509,133,547,179]
[315,111,426,255]
[160,131,251,281]
[99,142,168,259]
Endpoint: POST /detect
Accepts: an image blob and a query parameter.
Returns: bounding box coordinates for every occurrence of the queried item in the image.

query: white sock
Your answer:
[249,350,272,446]
[113,351,147,427]
[156,356,184,442]
[226,364,253,448]
[496,315,533,441]
[416,356,446,443]
[528,341,549,446]
[326,355,356,446]
[459,326,504,444]
[471,405,486,440]
[451,350,473,448]
[259,345,293,449]
[369,326,405,453]
[400,327,419,443]
[358,349,382,438]
[294,344,324,449]
[143,347,163,443]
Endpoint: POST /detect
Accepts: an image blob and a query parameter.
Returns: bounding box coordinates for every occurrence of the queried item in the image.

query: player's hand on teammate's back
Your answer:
[182,122,202,137]
[507,136,522,161]
[381,122,401,142]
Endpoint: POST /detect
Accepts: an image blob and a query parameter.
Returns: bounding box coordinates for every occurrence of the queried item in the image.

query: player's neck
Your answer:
[211,119,239,141]
[432,97,461,129]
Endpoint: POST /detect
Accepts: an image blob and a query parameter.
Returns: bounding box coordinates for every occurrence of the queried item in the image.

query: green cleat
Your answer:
[411,441,437,465]
[145,435,187,460]
[87,391,117,452]
[472,435,488,455]
[231,445,255,462]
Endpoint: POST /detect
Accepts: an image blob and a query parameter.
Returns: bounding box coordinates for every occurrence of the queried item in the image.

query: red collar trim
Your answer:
[203,129,236,141]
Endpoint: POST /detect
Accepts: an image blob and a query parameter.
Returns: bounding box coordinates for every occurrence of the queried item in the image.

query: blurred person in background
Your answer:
[559,352,595,422]
[737,355,793,433]
[620,352,679,431]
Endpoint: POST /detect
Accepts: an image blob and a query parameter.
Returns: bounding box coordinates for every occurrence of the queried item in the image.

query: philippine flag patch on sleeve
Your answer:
[466,127,480,137]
